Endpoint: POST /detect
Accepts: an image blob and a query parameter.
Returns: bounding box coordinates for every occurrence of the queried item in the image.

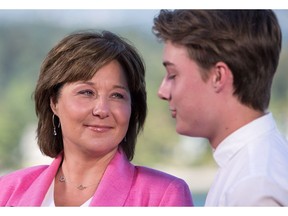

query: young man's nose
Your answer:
[158,79,171,101]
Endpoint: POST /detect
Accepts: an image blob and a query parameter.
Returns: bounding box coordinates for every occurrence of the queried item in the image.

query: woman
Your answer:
[0,31,193,206]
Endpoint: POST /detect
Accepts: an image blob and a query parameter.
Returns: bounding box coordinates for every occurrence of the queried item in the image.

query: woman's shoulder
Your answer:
[134,165,188,186]
[0,165,48,182]
[131,165,193,205]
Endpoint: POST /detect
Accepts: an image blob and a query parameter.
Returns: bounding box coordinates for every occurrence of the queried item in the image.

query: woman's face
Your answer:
[51,60,131,157]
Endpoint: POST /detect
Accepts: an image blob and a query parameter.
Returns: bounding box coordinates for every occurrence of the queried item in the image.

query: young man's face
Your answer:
[158,41,216,138]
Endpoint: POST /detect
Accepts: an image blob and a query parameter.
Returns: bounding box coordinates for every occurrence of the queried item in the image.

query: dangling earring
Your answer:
[52,114,59,136]
[124,136,127,142]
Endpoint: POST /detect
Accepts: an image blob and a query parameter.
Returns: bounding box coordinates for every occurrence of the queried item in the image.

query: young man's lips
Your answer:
[170,109,176,118]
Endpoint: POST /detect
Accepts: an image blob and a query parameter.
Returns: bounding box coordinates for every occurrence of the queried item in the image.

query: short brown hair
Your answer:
[34,31,146,160]
[153,10,282,111]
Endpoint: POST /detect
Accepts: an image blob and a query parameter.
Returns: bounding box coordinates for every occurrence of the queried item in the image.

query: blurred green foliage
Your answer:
[0,12,287,173]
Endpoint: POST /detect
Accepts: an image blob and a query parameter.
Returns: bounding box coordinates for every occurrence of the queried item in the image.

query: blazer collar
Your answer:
[89,149,135,206]
[13,149,134,206]
[16,154,62,206]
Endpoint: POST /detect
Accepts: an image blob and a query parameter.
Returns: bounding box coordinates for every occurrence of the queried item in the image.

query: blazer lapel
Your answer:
[9,151,133,206]
[15,154,62,206]
[89,150,135,206]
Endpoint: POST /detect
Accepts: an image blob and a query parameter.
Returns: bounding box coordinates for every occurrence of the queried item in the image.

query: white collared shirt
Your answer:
[205,113,288,206]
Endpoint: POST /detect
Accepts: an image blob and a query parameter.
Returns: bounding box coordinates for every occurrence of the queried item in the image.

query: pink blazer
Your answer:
[0,150,193,206]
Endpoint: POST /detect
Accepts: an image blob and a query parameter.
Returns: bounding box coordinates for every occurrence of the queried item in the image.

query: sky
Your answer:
[0,0,288,10]
[0,9,287,42]
[0,10,159,30]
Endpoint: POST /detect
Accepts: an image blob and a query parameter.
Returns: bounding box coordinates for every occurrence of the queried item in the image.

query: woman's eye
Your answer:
[112,92,124,99]
[78,90,94,96]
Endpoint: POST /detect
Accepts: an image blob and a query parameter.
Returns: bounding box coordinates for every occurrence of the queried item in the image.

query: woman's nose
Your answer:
[92,98,109,119]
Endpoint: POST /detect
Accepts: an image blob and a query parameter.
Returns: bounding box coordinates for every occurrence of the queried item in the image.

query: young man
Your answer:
[152,10,288,206]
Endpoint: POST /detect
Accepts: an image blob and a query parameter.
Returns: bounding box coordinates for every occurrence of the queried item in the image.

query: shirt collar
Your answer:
[213,112,276,168]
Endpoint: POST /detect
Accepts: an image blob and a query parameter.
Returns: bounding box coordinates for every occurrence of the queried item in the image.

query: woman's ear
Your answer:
[50,97,58,114]
[211,62,233,93]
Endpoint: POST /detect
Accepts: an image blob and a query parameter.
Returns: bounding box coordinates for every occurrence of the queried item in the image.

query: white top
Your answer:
[205,113,288,206]
[41,180,92,207]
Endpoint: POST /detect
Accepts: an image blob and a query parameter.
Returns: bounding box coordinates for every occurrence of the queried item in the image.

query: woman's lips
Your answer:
[86,125,112,132]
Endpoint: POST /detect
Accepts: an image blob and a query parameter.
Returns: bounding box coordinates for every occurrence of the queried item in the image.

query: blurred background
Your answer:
[0,9,287,206]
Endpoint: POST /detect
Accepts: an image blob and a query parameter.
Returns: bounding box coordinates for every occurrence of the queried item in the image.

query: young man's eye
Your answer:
[168,74,176,80]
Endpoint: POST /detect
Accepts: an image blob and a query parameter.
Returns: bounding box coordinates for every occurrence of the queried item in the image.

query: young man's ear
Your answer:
[211,61,233,93]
